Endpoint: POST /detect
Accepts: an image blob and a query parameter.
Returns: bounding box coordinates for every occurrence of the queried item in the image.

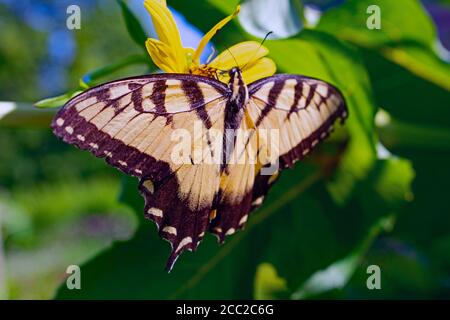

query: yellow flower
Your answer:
[144,0,276,84]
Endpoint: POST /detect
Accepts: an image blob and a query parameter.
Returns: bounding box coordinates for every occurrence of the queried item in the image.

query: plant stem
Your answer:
[379,118,450,150]
[0,102,55,128]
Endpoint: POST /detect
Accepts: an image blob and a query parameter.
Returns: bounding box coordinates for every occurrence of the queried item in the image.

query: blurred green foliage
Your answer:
[1,0,450,300]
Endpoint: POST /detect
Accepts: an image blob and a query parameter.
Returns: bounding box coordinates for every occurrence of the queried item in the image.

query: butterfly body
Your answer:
[52,71,347,271]
[228,67,249,106]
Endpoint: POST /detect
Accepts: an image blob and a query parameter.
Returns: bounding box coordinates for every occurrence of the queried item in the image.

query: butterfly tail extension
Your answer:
[210,191,253,243]
[139,174,212,272]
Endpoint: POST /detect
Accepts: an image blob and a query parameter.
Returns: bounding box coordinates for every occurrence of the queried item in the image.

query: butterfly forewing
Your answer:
[53,74,228,177]
[247,74,347,168]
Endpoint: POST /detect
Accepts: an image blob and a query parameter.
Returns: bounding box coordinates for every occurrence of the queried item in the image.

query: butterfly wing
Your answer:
[164,74,346,245]
[52,74,230,270]
[213,74,348,235]
[246,74,347,169]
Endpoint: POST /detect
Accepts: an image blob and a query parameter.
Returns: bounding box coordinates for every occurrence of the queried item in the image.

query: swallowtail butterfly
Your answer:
[52,68,347,271]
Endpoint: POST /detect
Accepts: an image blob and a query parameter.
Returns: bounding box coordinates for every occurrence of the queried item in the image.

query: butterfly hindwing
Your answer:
[209,116,258,241]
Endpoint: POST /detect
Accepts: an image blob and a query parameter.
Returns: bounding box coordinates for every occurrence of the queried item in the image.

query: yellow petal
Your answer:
[146,38,180,73]
[241,57,276,83]
[192,5,241,64]
[144,0,186,71]
[216,57,276,84]
[209,41,270,71]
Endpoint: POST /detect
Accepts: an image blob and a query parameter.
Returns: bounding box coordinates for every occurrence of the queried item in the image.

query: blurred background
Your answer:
[0,0,449,299]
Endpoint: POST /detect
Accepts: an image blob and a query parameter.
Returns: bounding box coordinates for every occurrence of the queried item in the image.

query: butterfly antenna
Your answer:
[242,31,273,71]
[226,47,240,69]
[209,49,229,75]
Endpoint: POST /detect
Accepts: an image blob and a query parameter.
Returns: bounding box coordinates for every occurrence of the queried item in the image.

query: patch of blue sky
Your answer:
[1,0,214,94]
[48,29,76,65]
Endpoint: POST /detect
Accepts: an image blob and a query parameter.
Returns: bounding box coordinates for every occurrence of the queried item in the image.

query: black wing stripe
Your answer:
[304,83,317,109]
[182,80,213,129]
[254,80,285,126]
[288,81,304,116]
[151,80,168,113]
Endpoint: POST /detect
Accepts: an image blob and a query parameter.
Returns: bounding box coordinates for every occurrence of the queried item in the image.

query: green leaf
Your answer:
[254,263,288,299]
[35,90,83,109]
[317,0,450,91]
[372,157,415,205]
[81,54,151,86]
[362,48,450,129]
[291,253,359,299]
[291,215,395,299]
[117,0,149,52]
[380,146,450,298]
[377,110,450,150]
[289,151,413,299]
